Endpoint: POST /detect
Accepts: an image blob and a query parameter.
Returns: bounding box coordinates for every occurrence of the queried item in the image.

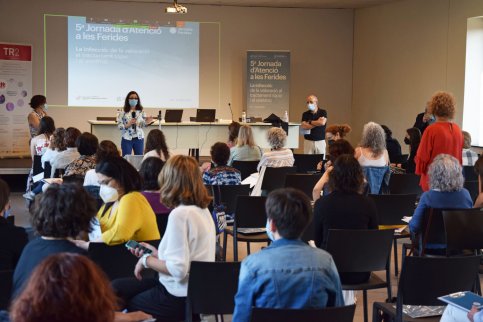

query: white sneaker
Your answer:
[22,192,35,200]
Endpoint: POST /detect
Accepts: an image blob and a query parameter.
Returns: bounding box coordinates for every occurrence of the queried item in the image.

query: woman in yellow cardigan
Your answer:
[74,157,160,249]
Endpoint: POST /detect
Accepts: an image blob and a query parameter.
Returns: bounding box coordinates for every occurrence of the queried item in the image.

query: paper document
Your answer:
[402,216,412,223]
[88,218,102,241]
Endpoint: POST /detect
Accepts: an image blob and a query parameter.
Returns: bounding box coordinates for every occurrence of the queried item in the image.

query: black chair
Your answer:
[155,214,170,239]
[185,261,241,322]
[464,165,478,181]
[223,196,269,261]
[211,184,251,215]
[44,161,52,178]
[464,180,479,203]
[388,174,422,195]
[0,270,13,310]
[293,154,324,173]
[284,173,322,200]
[250,305,355,322]
[261,166,296,195]
[232,161,259,181]
[443,208,483,255]
[88,240,160,280]
[392,154,409,164]
[326,229,393,322]
[32,155,43,176]
[373,256,481,322]
[369,194,417,276]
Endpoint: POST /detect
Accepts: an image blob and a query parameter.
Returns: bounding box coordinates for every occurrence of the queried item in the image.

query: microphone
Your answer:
[228,102,234,121]
[131,111,136,131]
[157,110,162,121]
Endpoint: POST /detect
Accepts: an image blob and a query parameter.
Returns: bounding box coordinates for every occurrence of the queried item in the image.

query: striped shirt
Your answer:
[462,148,478,166]
[257,148,294,171]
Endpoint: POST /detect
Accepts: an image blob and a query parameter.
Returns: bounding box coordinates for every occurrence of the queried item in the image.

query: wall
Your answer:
[0,0,354,154]
[352,0,483,151]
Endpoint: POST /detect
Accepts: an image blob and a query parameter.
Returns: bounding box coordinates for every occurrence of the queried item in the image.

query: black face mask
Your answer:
[328,139,335,146]
[404,137,411,145]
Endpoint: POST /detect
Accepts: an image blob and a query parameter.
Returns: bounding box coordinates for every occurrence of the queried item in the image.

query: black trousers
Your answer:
[112,277,186,322]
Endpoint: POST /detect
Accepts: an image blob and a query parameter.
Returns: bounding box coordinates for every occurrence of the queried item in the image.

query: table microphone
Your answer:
[228,102,234,121]
[157,110,162,121]
[131,111,136,131]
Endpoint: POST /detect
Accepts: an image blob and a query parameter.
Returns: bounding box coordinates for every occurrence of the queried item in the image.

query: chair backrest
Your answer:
[232,160,259,180]
[250,305,356,322]
[368,194,417,226]
[44,161,52,179]
[420,208,447,248]
[212,184,251,214]
[464,180,479,203]
[388,173,423,195]
[124,155,144,171]
[392,154,409,164]
[234,196,267,228]
[0,270,13,310]
[326,229,393,273]
[186,261,241,318]
[463,165,478,182]
[398,256,480,306]
[155,214,170,239]
[32,155,43,176]
[443,208,483,252]
[284,173,323,200]
[261,166,297,193]
[293,154,324,173]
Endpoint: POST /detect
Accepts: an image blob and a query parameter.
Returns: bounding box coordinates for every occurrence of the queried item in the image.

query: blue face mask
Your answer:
[128,99,138,108]
[3,208,12,218]
[43,103,48,110]
[266,219,275,241]
[307,103,316,111]
[428,115,436,124]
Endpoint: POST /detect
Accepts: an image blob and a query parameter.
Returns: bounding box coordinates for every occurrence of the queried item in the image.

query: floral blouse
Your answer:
[64,155,96,177]
[116,110,148,140]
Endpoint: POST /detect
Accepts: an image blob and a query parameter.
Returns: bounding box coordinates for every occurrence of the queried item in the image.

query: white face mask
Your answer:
[307,103,316,111]
[265,219,275,241]
[99,184,119,203]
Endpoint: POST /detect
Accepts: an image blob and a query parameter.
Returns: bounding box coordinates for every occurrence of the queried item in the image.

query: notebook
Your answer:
[438,291,483,312]
[164,109,183,123]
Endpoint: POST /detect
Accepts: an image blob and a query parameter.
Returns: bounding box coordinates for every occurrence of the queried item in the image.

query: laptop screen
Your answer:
[196,109,216,122]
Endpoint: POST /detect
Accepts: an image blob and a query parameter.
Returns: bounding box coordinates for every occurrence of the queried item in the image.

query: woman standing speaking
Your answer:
[117,91,152,156]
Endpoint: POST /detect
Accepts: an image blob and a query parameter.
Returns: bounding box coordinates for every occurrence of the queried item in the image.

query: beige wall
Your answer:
[352,0,483,151]
[0,0,354,153]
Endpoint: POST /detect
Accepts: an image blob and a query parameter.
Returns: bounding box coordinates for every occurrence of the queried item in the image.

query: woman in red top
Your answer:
[415,91,463,191]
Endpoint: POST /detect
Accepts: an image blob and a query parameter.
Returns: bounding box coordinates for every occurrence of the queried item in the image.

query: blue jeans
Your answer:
[121,138,144,156]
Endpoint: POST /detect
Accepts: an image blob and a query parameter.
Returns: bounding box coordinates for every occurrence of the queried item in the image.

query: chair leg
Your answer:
[393,237,399,277]
[233,233,238,262]
[363,289,368,322]
[222,231,228,262]
[247,242,251,255]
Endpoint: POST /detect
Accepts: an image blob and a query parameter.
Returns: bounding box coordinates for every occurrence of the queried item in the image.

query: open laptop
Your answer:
[164,109,183,123]
[196,109,216,122]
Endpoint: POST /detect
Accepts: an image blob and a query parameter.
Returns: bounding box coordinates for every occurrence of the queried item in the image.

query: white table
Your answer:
[88,120,300,156]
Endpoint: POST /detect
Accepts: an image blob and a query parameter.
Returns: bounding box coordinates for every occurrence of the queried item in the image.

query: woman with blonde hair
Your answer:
[228,125,262,165]
[114,155,216,321]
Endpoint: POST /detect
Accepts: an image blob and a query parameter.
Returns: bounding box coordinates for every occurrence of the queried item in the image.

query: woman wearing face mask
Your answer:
[73,157,160,249]
[117,91,153,157]
[27,95,48,139]
[397,127,421,174]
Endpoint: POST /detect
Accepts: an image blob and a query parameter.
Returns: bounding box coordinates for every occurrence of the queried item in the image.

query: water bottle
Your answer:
[242,111,247,123]
[283,110,289,122]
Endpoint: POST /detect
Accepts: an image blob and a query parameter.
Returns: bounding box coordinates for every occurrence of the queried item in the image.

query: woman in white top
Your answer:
[114,155,216,321]
[142,129,170,162]
[354,122,389,167]
[257,127,294,171]
[228,125,262,166]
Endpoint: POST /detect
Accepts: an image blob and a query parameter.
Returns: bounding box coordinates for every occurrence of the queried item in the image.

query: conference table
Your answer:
[88,120,300,157]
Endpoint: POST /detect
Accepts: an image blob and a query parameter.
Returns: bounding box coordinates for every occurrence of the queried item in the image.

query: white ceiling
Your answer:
[96,0,402,9]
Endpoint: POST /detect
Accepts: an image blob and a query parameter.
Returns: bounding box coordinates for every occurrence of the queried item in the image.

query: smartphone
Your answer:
[125,240,152,254]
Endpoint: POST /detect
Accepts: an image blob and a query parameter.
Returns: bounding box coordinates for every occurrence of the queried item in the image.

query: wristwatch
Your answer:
[141,254,150,269]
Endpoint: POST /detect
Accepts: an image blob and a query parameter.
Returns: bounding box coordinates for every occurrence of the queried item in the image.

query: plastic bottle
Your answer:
[283,110,289,122]
[242,111,247,123]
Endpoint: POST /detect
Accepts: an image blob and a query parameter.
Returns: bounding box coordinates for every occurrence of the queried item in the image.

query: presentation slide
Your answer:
[67,17,199,108]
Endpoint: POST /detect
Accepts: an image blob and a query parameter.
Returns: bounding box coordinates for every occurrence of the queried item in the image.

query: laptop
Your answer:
[196,109,216,122]
[164,109,183,123]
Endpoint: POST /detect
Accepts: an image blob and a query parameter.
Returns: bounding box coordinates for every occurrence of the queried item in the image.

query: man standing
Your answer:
[301,94,327,154]
[413,107,435,135]
[232,188,344,322]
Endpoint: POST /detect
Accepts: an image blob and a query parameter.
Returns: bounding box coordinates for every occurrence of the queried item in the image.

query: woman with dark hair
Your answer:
[74,157,159,248]
[64,132,99,177]
[50,127,81,176]
[10,253,152,322]
[83,140,120,186]
[227,121,241,148]
[398,127,421,173]
[143,129,170,162]
[13,183,96,297]
[116,91,153,157]
[381,125,402,163]
[41,127,66,175]
[313,154,378,283]
[29,116,55,159]
[114,155,215,322]
[27,95,47,138]
[139,157,170,216]
[0,178,28,271]
[202,142,241,185]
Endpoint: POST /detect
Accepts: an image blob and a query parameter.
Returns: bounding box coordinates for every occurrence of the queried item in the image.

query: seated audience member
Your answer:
[83,140,120,187]
[142,129,170,162]
[313,155,378,284]
[325,123,351,146]
[397,127,421,174]
[113,155,216,322]
[381,125,402,163]
[13,183,96,297]
[228,125,262,165]
[64,132,99,177]
[139,157,170,215]
[227,121,241,148]
[232,188,344,322]
[203,142,242,185]
[474,156,483,208]
[50,127,81,176]
[257,127,294,171]
[0,179,28,271]
[74,157,159,248]
[313,139,355,201]
[10,253,152,322]
[409,154,473,252]
[41,127,66,176]
[462,131,478,166]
